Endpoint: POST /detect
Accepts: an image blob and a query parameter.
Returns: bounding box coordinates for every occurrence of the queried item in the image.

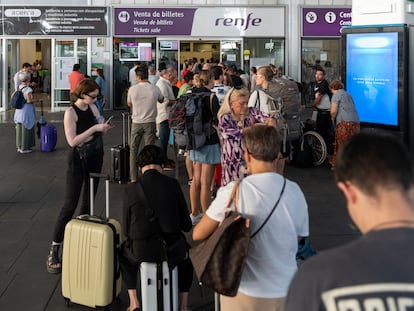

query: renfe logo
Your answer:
[215,12,262,31]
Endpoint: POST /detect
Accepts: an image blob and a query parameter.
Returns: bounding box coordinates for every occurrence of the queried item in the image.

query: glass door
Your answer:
[6,39,18,111]
[158,40,179,73]
[53,38,88,111]
[220,40,242,69]
[113,38,156,110]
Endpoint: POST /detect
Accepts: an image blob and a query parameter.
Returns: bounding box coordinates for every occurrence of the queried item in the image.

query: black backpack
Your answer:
[267,78,302,142]
[11,86,28,109]
[169,92,213,150]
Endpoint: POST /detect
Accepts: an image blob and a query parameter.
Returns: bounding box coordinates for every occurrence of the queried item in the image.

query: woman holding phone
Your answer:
[46,79,114,274]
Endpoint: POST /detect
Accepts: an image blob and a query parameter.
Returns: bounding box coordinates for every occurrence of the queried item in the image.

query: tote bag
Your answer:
[189,181,250,297]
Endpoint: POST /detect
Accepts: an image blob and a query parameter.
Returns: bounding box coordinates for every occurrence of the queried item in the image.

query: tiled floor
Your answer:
[0,108,359,311]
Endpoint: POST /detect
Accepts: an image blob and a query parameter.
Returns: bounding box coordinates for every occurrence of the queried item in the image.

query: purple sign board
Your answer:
[114,7,285,37]
[302,8,352,37]
[115,8,196,36]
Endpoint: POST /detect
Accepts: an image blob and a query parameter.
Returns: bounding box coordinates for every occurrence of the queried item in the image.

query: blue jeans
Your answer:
[159,120,170,159]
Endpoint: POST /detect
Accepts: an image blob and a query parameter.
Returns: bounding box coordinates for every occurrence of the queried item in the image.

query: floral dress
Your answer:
[218,107,269,186]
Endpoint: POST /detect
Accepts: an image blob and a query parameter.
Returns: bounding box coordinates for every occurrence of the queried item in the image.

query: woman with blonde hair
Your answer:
[192,73,202,88]
[217,87,276,186]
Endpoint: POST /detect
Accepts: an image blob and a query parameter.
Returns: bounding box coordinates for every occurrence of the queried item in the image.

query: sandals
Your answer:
[46,244,62,274]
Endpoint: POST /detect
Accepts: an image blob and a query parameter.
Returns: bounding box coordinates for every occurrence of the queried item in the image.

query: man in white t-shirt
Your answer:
[211,65,231,106]
[127,64,164,182]
[193,124,309,311]
[14,62,33,91]
[128,62,140,87]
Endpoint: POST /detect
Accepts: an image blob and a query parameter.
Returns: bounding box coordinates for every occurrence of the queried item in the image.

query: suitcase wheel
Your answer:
[64,297,70,307]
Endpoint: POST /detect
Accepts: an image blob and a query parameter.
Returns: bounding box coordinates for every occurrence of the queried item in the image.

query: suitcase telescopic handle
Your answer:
[89,173,110,219]
[121,112,130,148]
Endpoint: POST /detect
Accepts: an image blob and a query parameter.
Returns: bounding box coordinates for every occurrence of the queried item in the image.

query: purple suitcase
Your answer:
[40,123,57,152]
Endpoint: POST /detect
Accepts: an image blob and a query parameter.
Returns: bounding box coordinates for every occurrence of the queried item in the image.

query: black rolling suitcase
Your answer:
[111,112,130,183]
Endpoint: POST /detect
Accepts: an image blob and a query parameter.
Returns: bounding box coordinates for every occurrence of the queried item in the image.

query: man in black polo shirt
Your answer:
[312,66,333,154]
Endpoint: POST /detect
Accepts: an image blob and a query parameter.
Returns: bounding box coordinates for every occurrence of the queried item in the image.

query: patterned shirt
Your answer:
[218,107,269,186]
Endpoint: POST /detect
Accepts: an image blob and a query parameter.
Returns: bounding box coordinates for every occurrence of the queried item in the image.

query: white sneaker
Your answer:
[190,213,203,225]
[20,149,33,154]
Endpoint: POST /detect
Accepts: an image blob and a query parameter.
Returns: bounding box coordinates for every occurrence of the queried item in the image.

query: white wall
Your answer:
[19,40,36,66]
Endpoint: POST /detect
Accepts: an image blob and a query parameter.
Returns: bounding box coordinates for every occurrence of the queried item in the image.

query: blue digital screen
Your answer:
[346,32,399,126]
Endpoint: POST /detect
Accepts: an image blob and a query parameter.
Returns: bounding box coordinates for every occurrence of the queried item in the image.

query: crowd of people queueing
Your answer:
[39,57,397,311]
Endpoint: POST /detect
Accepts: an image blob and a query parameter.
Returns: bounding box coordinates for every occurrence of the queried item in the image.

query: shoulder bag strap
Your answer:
[209,93,214,113]
[135,179,162,233]
[251,177,286,239]
[255,90,260,109]
[225,180,241,212]
[209,93,214,123]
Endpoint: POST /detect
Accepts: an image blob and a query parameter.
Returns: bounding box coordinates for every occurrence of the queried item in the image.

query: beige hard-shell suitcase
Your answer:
[62,174,122,309]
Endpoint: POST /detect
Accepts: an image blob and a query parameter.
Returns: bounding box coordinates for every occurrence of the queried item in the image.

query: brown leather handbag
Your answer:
[189,181,250,297]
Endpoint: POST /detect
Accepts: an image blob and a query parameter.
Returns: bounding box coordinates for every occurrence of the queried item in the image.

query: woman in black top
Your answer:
[46,79,113,274]
[120,145,192,311]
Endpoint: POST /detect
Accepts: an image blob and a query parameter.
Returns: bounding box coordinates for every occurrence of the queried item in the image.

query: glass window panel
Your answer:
[113,38,156,109]
[301,39,340,106]
[243,38,285,75]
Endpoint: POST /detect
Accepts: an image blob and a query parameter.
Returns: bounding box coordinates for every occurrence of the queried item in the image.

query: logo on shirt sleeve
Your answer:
[322,283,414,311]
